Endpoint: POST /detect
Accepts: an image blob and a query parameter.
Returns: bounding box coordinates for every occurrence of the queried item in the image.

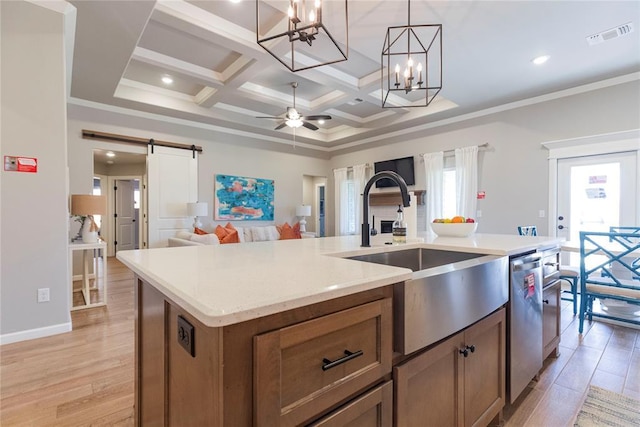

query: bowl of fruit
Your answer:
[430,216,477,237]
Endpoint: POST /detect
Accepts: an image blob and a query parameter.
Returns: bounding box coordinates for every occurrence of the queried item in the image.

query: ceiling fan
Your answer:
[256,82,331,131]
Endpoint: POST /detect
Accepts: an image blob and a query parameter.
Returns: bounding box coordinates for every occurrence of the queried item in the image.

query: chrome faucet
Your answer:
[361,171,410,247]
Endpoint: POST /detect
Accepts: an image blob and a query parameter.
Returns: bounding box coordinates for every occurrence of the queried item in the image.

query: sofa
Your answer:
[168,224,313,247]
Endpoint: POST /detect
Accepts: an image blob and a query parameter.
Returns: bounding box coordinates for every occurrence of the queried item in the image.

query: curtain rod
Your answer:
[443,142,489,155]
[420,143,490,160]
[82,130,203,155]
[332,163,371,172]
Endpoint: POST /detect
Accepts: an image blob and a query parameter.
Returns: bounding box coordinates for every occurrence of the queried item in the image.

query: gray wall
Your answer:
[327,79,640,237]
[67,107,329,232]
[1,2,71,338]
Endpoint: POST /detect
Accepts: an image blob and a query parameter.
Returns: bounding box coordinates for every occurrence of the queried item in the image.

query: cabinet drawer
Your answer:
[308,381,393,427]
[254,298,393,426]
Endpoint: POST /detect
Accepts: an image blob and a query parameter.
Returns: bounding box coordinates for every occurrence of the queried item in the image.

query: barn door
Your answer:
[147,146,198,248]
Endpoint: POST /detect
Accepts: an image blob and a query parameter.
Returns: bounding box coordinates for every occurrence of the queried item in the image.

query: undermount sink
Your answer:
[347,247,508,355]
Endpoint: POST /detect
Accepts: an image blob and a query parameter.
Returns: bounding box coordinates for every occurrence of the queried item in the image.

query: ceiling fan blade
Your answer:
[255,116,281,119]
[301,115,331,121]
[274,122,287,130]
[302,121,319,131]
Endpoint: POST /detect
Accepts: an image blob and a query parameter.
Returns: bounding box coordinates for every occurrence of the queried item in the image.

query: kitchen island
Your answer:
[117,233,563,426]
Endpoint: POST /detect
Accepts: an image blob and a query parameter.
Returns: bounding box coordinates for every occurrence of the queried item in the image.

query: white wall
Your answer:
[67,107,329,234]
[328,79,640,237]
[0,2,72,342]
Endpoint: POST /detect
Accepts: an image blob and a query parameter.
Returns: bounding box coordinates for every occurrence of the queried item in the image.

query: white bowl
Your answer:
[430,222,478,237]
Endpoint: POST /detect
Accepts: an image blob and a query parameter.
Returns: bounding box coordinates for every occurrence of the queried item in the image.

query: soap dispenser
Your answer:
[392,205,407,244]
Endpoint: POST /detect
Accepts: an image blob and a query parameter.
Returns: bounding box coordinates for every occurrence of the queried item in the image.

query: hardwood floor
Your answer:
[0,257,135,426]
[1,258,638,426]
[504,296,640,426]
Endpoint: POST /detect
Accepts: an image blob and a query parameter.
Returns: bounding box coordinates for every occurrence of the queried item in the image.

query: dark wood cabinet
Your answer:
[254,299,392,426]
[135,277,393,426]
[543,280,561,359]
[308,381,393,427]
[394,308,505,427]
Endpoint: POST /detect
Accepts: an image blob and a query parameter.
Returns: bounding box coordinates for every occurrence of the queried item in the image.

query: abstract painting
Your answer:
[214,174,274,221]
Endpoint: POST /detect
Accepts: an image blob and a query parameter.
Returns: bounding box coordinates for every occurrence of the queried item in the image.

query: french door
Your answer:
[557,152,637,265]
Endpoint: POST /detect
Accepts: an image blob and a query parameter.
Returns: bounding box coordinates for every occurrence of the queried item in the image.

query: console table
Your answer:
[69,241,107,310]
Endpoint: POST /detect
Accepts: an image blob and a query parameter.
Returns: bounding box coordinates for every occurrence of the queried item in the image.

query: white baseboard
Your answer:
[0,322,72,345]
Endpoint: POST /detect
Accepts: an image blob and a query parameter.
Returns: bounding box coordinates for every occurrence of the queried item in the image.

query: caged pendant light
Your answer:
[256,0,348,72]
[381,0,442,108]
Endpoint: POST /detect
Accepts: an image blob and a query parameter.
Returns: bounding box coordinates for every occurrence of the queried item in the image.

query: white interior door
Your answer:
[147,146,198,248]
[115,179,136,252]
[557,152,637,263]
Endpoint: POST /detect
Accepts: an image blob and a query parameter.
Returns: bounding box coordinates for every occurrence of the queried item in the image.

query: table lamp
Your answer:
[71,194,107,243]
[187,202,208,230]
[296,204,312,233]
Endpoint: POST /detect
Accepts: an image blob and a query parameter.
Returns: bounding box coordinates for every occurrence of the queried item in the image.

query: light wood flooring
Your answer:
[1,258,639,426]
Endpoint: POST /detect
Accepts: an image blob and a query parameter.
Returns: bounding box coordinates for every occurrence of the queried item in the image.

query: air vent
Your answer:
[347,98,364,106]
[586,22,634,46]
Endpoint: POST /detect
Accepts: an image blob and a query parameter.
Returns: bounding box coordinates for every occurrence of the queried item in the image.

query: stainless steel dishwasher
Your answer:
[508,251,543,403]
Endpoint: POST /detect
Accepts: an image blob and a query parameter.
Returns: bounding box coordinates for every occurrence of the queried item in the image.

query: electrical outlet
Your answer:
[37,288,50,303]
[177,315,195,357]
[539,210,546,218]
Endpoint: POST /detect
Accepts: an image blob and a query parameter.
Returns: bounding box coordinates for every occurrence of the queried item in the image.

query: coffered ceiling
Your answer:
[68,1,640,154]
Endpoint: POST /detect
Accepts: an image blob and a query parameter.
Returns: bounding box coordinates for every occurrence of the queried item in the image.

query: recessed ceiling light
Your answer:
[161,75,173,84]
[230,0,241,3]
[532,55,550,65]
[318,119,325,125]
[106,151,115,157]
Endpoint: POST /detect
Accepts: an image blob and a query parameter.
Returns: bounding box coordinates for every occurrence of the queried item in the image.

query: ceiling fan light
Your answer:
[286,119,304,128]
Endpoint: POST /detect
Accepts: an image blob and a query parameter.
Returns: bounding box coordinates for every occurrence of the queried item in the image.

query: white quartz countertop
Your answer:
[116,233,563,327]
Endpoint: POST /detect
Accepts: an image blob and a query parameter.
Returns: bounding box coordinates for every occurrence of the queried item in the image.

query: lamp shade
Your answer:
[71,194,106,216]
[187,202,208,217]
[296,205,311,217]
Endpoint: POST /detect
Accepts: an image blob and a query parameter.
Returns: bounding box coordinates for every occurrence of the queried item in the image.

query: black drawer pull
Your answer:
[322,350,363,371]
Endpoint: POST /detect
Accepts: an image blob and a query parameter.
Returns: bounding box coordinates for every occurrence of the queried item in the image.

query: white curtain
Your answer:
[455,146,478,219]
[352,164,368,227]
[333,167,349,235]
[422,152,444,229]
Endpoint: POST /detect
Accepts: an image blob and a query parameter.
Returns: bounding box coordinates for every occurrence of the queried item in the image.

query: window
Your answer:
[92,176,103,229]
[442,168,456,218]
[344,178,358,234]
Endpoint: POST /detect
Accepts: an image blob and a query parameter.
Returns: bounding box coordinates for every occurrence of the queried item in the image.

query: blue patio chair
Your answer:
[609,226,640,281]
[578,230,640,333]
[517,225,580,314]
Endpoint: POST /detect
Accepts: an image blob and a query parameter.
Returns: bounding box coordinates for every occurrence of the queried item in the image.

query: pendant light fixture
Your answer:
[256,0,348,72]
[381,0,442,108]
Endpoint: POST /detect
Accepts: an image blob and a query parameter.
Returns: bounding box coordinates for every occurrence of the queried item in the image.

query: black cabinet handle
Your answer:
[466,345,475,353]
[558,225,565,230]
[322,350,363,371]
[459,348,469,357]
[543,299,550,304]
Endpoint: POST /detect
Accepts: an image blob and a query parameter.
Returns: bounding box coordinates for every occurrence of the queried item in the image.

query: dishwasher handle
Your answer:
[512,255,542,272]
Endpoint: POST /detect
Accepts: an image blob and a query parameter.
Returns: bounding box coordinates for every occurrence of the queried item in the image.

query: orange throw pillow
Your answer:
[278,222,302,240]
[194,227,208,235]
[215,224,240,244]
